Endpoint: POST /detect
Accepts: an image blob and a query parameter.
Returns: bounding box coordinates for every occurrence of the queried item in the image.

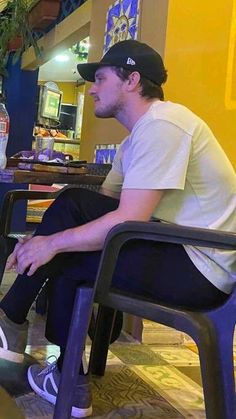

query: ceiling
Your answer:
[38,48,84,82]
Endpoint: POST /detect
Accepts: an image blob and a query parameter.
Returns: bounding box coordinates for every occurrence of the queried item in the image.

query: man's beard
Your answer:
[94,100,124,119]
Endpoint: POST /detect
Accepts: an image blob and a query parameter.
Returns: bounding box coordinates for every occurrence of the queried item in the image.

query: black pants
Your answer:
[0,188,227,349]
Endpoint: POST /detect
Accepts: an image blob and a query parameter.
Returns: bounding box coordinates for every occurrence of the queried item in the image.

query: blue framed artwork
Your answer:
[104,0,140,53]
[94,144,119,164]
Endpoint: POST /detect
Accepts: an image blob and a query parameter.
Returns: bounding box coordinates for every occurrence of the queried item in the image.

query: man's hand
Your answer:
[6,235,32,271]
[7,235,56,276]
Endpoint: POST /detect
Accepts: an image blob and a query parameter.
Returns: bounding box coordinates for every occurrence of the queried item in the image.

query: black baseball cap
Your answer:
[77,40,166,86]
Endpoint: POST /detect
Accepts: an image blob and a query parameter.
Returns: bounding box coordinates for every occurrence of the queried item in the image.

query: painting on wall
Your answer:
[94,144,119,164]
[104,0,141,53]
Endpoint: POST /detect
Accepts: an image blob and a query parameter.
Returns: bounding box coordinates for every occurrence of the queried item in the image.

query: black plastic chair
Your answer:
[54,221,236,419]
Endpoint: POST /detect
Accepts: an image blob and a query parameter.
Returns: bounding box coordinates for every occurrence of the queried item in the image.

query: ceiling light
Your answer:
[54,54,70,62]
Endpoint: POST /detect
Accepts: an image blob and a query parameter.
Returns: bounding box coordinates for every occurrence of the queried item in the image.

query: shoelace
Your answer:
[38,355,58,376]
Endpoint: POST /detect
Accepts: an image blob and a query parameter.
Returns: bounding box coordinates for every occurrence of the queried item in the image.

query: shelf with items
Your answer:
[53,141,80,161]
[54,140,80,160]
[53,138,80,145]
[31,137,80,161]
[32,125,80,160]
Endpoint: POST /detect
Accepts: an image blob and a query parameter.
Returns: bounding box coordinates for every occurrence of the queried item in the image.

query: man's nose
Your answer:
[88,84,96,95]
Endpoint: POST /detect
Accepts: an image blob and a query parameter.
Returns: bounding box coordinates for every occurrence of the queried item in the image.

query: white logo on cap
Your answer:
[126,57,136,65]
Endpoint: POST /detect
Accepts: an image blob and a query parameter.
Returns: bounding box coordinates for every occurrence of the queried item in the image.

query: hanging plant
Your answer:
[28,0,61,31]
[0,0,43,76]
[7,35,23,51]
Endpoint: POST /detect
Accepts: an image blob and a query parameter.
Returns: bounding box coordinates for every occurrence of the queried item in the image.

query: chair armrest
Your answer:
[106,221,236,250]
[0,189,62,236]
[95,221,236,297]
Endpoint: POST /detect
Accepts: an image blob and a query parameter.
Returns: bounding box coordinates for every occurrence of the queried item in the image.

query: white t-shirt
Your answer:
[102,101,236,294]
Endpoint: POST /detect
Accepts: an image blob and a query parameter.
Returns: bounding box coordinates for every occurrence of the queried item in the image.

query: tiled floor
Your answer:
[0,271,235,418]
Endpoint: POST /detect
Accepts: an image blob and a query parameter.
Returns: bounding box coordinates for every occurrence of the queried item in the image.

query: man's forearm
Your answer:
[50,209,126,254]
[50,188,163,256]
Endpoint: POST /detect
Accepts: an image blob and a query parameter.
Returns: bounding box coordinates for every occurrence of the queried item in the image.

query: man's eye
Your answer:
[96,76,104,83]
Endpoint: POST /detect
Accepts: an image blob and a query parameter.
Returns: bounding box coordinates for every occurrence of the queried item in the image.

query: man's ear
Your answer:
[126,71,141,91]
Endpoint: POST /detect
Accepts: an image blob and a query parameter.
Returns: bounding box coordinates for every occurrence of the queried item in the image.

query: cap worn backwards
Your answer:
[77,40,166,86]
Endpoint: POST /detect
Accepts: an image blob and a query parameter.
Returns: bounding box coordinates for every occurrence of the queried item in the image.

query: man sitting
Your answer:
[0,40,235,418]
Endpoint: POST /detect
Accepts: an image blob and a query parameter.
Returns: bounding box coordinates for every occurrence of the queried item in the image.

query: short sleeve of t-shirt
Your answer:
[122,120,192,190]
[101,141,124,194]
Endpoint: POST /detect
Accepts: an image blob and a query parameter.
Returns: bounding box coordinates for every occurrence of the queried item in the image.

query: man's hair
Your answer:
[112,66,167,100]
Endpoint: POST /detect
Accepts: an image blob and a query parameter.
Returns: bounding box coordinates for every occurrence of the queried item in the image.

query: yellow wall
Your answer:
[56,82,77,104]
[56,82,85,105]
[165,0,236,168]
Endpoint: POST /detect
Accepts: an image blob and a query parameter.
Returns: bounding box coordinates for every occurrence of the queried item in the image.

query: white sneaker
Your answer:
[0,308,28,363]
[27,360,92,418]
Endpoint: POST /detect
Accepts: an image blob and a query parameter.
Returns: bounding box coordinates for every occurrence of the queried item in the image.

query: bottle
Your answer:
[0,96,10,169]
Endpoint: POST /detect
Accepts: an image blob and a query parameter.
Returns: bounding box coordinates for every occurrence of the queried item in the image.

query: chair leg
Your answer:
[88,308,123,343]
[109,311,123,343]
[53,287,94,419]
[196,314,235,419]
[89,305,117,376]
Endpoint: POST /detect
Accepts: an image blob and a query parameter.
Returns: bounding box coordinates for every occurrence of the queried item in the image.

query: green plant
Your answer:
[0,0,42,76]
[70,37,89,63]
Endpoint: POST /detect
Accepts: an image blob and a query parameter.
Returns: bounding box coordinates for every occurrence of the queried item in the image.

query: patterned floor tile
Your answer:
[110,344,168,365]
[150,346,200,366]
[176,366,202,387]
[92,365,184,418]
[25,345,60,364]
[132,365,205,417]
[16,393,54,419]
[185,342,198,355]
[84,345,124,368]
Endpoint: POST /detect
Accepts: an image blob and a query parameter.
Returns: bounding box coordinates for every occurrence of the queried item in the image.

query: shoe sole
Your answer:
[27,366,92,418]
[0,347,24,363]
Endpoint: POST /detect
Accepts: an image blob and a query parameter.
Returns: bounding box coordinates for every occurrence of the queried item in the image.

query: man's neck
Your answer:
[117,97,160,132]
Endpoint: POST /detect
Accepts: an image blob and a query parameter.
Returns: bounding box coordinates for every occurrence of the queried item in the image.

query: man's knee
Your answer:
[56,187,97,204]
[45,187,88,214]
[38,188,99,233]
